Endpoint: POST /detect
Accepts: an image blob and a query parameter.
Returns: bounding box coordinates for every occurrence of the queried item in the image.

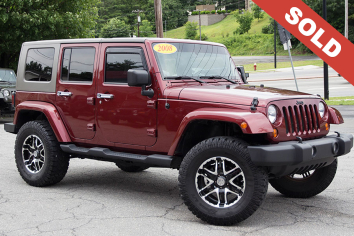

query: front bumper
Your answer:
[248,133,353,177]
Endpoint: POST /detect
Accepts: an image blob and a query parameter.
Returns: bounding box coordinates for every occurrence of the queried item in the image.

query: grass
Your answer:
[164,13,313,56]
[243,60,323,72]
[325,96,354,105]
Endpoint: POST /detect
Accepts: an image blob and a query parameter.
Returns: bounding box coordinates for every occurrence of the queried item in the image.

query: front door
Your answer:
[56,44,99,140]
[96,43,157,146]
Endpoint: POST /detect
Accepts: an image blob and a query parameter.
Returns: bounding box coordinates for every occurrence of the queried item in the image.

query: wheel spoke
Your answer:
[197,179,214,194]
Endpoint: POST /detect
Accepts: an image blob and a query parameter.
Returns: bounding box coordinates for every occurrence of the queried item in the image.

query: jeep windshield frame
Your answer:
[152,42,242,83]
[0,69,16,84]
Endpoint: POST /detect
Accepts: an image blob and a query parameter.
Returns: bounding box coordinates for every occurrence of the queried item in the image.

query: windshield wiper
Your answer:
[200,75,238,84]
[164,76,206,84]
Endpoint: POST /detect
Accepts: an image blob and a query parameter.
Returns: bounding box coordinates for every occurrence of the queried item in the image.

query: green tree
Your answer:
[100,18,130,38]
[139,20,153,37]
[233,10,254,34]
[0,0,99,69]
[252,3,264,22]
[185,21,198,39]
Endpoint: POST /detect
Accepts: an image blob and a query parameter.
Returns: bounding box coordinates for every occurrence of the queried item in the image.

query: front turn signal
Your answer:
[273,129,278,138]
[325,123,329,131]
[240,122,248,129]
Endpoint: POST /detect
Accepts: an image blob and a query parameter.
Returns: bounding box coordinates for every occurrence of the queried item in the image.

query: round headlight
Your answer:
[319,102,325,118]
[268,105,277,123]
[3,89,10,97]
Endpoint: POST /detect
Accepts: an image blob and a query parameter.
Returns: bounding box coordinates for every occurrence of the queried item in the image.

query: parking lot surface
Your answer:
[0,107,353,236]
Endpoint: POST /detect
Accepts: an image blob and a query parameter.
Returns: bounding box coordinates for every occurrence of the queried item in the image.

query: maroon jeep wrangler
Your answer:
[4,38,353,225]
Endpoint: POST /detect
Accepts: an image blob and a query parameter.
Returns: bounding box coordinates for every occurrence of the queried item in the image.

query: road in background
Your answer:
[0,105,354,235]
[244,65,353,97]
[233,55,320,65]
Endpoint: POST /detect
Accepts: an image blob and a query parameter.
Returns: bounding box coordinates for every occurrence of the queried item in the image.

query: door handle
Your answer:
[97,93,114,99]
[57,91,73,97]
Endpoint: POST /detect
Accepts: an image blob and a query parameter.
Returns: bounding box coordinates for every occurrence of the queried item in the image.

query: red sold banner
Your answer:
[252,0,354,86]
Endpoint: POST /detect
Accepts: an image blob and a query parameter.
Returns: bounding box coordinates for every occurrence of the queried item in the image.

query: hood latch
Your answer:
[250,97,259,111]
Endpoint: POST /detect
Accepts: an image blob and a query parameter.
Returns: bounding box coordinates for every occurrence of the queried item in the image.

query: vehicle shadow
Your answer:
[48,163,345,227]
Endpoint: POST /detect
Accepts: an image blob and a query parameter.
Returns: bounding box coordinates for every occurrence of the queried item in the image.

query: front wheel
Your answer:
[269,159,337,198]
[178,137,268,226]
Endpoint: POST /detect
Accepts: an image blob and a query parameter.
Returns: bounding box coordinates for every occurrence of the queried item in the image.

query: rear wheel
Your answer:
[269,159,337,198]
[15,121,69,187]
[178,137,268,225]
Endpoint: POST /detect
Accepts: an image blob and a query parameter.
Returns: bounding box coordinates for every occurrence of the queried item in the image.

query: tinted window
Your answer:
[25,48,55,81]
[105,50,145,84]
[61,48,95,82]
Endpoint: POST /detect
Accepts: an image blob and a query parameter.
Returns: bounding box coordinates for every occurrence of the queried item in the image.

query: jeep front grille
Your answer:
[282,104,320,135]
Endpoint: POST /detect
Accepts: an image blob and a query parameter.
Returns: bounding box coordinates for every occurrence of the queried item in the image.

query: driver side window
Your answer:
[105,47,146,84]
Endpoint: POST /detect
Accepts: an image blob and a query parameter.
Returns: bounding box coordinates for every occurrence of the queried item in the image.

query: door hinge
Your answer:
[87,123,96,131]
[147,128,157,137]
[147,100,157,109]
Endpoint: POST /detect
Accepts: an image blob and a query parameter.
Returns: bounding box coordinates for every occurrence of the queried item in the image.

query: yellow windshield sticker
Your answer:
[153,43,177,54]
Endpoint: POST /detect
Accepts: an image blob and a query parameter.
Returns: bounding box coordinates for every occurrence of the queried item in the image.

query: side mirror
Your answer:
[127,69,151,87]
[236,66,248,84]
[127,69,154,98]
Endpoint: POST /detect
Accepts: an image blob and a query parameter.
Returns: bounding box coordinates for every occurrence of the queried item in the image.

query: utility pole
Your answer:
[132,10,143,37]
[345,0,348,39]
[154,0,163,38]
[323,0,329,100]
[199,10,202,41]
[274,19,277,68]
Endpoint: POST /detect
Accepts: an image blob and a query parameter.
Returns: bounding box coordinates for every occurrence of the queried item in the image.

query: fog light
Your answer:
[241,122,248,129]
[273,129,278,138]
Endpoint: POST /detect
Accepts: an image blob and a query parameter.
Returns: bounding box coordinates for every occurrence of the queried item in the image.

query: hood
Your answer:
[175,84,319,107]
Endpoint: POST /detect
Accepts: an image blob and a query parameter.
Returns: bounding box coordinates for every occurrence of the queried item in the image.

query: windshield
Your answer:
[152,43,241,81]
[0,69,16,83]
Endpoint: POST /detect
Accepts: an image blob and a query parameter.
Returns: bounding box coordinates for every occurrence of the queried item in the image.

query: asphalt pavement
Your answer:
[233,55,321,65]
[0,106,354,235]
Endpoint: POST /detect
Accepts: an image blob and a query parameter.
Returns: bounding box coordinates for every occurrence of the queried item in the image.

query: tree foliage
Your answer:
[251,3,264,22]
[139,20,153,37]
[233,10,254,35]
[0,0,99,69]
[100,17,130,38]
[185,21,198,39]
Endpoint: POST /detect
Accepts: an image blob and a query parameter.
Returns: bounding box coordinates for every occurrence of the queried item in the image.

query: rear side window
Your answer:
[105,47,146,84]
[61,47,95,82]
[25,48,55,81]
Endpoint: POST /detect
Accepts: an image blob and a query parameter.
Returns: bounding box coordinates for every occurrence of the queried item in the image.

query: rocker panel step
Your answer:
[60,144,175,168]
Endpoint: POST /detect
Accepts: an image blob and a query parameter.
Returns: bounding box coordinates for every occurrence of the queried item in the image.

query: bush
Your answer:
[262,24,273,34]
[252,4,264,21]
[211,10,216,14]
[100,18,130,38]
[139,20,153,37]
[221,10,226,14]
[205,11,210,14]
[233,10,253,34]
[227,10,232,13]
[200,11,205,14]
[217,10,222,14]
[191,11,198,15]
[185,21,198,39]
[194,33,208,41]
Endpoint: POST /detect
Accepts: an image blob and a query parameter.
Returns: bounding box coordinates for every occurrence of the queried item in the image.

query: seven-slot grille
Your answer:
[282,104,321,135]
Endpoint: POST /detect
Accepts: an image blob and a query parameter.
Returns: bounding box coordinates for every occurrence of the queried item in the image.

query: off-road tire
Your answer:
[15,120,69,187]
[116,163,149,172]
[269,159,337,198]
[178,136,268,226]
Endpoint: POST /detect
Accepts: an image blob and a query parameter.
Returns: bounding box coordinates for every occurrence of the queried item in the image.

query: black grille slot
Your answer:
[283,107,289,134]
[288,106,295,134]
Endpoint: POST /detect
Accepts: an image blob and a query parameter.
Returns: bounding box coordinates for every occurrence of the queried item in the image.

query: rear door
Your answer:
[96,43,157,146]
[56,44,99,140]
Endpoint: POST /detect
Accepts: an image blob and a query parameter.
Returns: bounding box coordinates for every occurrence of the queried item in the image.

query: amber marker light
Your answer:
[273,129,278,138]
[241,122,248,129]
[325,123,329,131]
